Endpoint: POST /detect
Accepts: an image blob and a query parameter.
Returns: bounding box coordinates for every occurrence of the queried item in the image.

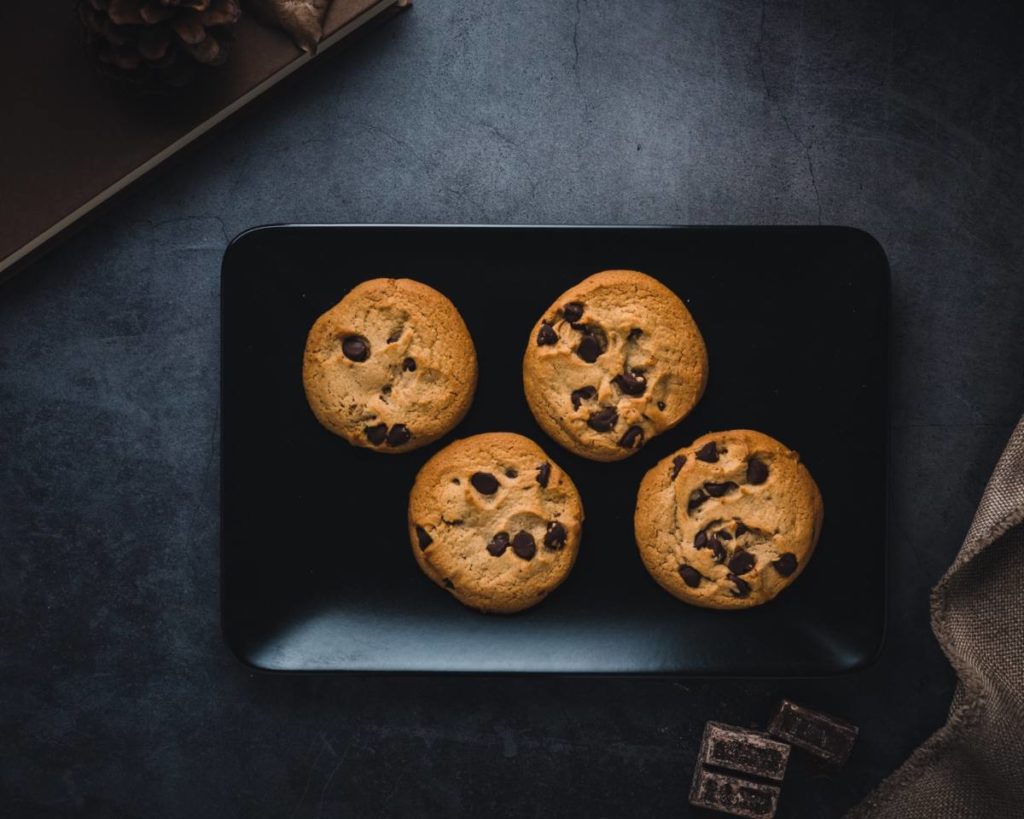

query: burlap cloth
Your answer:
[848,416,1024,817]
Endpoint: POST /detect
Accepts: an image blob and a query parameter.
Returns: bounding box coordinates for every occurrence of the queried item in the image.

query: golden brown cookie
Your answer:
[634,429,823,609]
[303,278,477,453]
[408,433,584,614]
[522,270,708,461]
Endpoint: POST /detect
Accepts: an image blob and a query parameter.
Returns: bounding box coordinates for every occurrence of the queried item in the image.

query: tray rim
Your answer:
[220,223,891,677]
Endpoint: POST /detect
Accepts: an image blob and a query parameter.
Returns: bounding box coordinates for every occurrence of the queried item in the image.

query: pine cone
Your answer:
[78,0,242,91]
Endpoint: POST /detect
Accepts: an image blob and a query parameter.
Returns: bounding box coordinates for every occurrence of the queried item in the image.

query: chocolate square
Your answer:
[768,700,858,765]
[689,766,781,818]
[699,722,790,781]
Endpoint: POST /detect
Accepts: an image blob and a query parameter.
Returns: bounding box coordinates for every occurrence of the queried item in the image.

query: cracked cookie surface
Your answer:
[408,433,584,614]
[303,278,477,453]
[634,429,823,609]
[522,270,708,461]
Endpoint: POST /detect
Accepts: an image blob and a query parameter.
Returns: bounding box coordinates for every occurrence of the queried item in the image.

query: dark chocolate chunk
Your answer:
[699,722,791,782]
[704,481,739,497]
[695,441,719,463]
[442,578,455,589]
[543,521,567,550]
[570,385,597,410]
[728,548,755,575]
[657,401,666,410]
[386,424,411,447]
[735,521,749,536]
[687,489,708,513]
[671,455,687,479]
[487,531,510,557]
[470,472,500,495]
[365,423,388,445]
[689,767,780,819]
[768,700,859,766]
[747,457,769,485]
[562,301,584,323]
[678,564,702,588]
[575,328,605,363]
[694,528,708,549]
[718,530,733,541]
[537,323,558,346]
[386,329,402,343]
[505,468,518,478]
[618,425,644,449]
[381,384,392,396]
[710,537,727,563]
[403,357,417,372]
[342,335,370,362]
[612,370,647,396]
[587,406,618,432]
[772,553,798,577]
[536,462,551,488]
[727,573,751,597]
[415,526,433,550]
[512,530,537,560]
[452,478,461,485]
[628,328,643,341]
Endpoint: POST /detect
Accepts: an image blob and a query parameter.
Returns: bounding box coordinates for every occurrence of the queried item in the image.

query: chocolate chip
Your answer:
[718,530,733,541]
[574,325,607,363]
[747,457,769,485]
[671,455,687,479]
[536,462,551,488]
[537,323,557,346]
[704,481,738,497]
[694,529,708,549]
[543,521,567,550]
[710,537,727,563]
[628,328,643,341]
[505,468,518,478]
[386,424,411,447]
[772,553,798,577]
[452,478,461,485]
[365,423,387,445]
[576,333,603,363]
[687,489,708,513]
[735,522,749,536]
[443,578,455,589]
[587,406,618,432]
[612,370,646,396]
[415,526,432,550]
[728,573,751,597]
[470,472,499,495]
[695,442,719,463]
[387,329,402,343]
[562,301,584,322]
[657,401,666,410]
[512,531,536,560]
[679,564,702,588]
[487,531,510,556]
[618,425,644,449]
[728,548,756,575]
[571,385,597,410]
[342,335,370,362]
[381,385,392,395]
[403,357,416,372]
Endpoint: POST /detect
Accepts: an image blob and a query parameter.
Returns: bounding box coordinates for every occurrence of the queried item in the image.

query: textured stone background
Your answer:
[2,1,1023,816]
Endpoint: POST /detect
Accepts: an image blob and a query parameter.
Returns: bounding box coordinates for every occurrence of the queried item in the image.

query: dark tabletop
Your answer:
[2,1,1023,817]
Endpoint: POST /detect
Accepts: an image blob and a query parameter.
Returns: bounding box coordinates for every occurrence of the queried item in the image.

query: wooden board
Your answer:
[0,0,408,280]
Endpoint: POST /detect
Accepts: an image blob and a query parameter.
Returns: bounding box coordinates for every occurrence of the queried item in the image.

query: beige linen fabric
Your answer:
[848,415,1024,817]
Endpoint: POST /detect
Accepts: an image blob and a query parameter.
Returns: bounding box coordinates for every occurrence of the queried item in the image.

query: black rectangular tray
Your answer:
[221,225,888,674]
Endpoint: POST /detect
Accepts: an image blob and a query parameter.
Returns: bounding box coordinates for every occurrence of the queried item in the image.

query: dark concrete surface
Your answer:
[2,1,1023,816]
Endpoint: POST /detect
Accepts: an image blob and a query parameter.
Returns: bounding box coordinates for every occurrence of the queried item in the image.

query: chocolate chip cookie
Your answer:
[522,270,708,461]
[303,278,477,453]
[634,429,823,609]
[408,432,584,614]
